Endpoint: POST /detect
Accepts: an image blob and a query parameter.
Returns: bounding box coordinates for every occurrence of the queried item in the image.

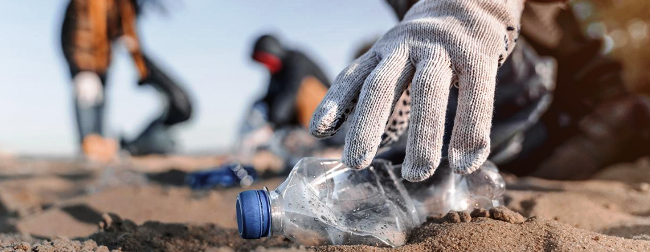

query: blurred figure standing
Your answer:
[60,0,193,162]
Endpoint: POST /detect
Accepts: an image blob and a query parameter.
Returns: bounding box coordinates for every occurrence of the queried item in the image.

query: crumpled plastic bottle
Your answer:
[236,157,505,247]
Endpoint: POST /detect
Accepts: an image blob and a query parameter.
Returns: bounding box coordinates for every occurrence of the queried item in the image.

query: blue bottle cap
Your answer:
[236,190,271,239]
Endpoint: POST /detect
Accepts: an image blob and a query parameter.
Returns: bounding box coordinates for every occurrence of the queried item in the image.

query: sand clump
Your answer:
[489,206,526,224]
[470,208,490,218]
[441,211,471,224]
[431,206,525,225]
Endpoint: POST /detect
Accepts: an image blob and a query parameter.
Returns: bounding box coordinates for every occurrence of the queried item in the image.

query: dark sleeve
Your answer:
[385,0,420,21]
[61,1,80,76]
[265,51,331,127]
[265,76,299,127]
[299,53,331,88]
[117,0,148,80]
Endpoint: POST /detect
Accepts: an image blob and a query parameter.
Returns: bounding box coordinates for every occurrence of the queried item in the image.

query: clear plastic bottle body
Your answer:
[400,160,506,221]
[256,158,505,247]
[269,158,417,246]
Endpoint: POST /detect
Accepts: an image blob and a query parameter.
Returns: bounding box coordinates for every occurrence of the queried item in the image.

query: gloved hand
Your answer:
[310,0,524,181]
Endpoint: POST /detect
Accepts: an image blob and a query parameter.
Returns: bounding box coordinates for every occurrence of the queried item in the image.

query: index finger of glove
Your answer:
[310,51,379,138]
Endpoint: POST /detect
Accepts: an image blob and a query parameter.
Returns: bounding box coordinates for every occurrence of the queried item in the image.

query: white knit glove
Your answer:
[310,0,524,181]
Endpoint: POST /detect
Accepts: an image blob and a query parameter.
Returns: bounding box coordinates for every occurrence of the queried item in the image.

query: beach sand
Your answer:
[0,155,648,251]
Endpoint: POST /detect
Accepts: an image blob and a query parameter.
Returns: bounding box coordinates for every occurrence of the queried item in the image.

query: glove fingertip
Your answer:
[309,114,346,139]
[448,134,491,174]
[401,163,437,182]
[308,120,330,139]
[448,150,489,175]
[342,149,375,170]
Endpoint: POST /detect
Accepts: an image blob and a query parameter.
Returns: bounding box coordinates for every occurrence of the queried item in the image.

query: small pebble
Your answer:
[13,242,31,252]
[443,211,472,223]
[444,212,462,223]
[470,208,490,218]
[458,211,472,223]
[489,206,525,224]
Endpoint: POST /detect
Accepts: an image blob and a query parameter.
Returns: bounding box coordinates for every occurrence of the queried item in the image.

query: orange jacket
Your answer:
[61,0,147,79]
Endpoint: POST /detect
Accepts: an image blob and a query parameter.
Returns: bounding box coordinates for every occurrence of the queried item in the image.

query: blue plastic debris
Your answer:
[186,163,257,189]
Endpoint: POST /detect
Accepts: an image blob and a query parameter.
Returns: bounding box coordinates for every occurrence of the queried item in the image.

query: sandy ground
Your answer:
[0,155,648,251]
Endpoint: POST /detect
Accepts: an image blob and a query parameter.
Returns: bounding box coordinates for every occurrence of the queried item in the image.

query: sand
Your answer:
[318,207,650,252]
[2,207,648,252]
[0,155,649,251]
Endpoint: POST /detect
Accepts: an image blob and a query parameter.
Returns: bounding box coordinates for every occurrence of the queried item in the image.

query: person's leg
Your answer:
[72,71,118,162]
[142,54,193,126]
[122,54,193,156]
[73,71,106,141]
[61,0,118,162]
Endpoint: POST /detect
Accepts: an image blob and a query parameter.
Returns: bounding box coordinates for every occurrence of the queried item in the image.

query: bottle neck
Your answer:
[268,189,285,236]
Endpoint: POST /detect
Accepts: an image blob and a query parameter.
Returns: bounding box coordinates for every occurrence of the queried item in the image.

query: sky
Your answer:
[0,0,396,156]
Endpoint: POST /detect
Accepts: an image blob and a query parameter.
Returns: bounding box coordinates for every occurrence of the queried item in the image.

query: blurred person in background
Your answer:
[185,35,347,190]
[501,1,650,179]
[60,0,193,162]
[311,0,650,181]
[237,34,346,175]
[251,34,331,131]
